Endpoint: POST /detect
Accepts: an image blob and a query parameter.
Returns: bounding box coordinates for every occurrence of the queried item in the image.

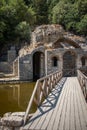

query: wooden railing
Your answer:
[23,70,63,125]
[77,70,87,101]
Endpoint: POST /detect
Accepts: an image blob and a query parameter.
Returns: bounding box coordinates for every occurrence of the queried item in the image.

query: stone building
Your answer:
[17,24,87,81]
[0,24,87,81]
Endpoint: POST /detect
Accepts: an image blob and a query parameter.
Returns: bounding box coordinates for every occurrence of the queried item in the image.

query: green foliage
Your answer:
[52,1,71,24]
[0,0,35,46]
[25,7,36,25]
[63,4,79,32]
[15,21,31,42]
[32,0,48,24]
[0,0,87,49]
[50,0,87,35]
[77,0,87,16]
[0,0,5,7]
[0,21,6,41]
[23,0,33,5]
[77,15,87,35]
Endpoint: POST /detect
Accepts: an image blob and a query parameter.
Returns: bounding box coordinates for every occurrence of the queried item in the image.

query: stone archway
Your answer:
[33,51,45,81]
[63,51,76,76]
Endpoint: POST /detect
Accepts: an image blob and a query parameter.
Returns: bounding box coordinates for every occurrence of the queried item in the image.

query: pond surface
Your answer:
[0,82,36,117]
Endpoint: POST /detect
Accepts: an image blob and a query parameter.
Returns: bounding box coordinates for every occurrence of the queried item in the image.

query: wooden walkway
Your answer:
[22,77,87,130]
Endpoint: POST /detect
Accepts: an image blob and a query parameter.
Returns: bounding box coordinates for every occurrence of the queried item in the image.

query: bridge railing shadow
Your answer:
[23,70,63,125]
[28,77,67,123]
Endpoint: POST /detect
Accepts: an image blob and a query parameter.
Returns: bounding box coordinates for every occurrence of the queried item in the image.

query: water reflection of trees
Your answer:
[7,83,35,110]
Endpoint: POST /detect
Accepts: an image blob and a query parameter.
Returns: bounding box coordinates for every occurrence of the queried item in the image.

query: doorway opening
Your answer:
[81,57,86,66]
[63,51,76,76]
[33,52,44,81]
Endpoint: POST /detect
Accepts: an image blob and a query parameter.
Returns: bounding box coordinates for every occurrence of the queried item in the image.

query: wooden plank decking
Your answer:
[22,77,87,130]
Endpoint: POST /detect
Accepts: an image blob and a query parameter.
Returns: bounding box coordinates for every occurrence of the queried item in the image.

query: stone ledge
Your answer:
[0,126,13,130]
[11,112,25,117]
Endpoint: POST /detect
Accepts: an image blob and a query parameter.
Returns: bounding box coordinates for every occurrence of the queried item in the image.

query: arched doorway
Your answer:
[63,51,76,76]
[33,52,45,81]
[81,57,86,66]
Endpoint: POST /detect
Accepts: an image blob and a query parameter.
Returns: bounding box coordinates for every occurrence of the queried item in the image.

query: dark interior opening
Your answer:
[81,57,85,66]
[52,57,58,67]
[33,52,42,81]
[63,51,76,76]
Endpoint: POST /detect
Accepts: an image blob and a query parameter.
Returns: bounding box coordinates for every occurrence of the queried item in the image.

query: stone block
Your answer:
[3,112,12,117]
[1,116,23,127]
[0,126,13,130]
[11,112,25,117]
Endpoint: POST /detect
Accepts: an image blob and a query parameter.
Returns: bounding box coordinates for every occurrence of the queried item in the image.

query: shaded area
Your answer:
[33,52,44,81]
[63,51,76,76]
[28,78,66,123]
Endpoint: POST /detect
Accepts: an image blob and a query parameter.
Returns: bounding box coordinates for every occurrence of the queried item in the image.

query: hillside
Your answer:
[0,0,87,51]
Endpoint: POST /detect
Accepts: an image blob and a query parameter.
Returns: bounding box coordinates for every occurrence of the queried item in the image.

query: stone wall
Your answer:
[46,49,63,75]
[31,24,64,46]
[0,62,13,74]
[19,54,33,81]
[8,46,16,63]
[18,48,87,80]
[18,46,45,81]
[18,24,87,80]
[46,48,87,76]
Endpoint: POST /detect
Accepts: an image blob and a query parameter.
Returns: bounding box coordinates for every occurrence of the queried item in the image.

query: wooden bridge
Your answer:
[21,70,87,130]
[1,70,87,130]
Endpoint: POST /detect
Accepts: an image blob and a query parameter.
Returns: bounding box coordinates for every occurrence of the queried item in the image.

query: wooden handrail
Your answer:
[77,70,87,101]
[23,70,62,125]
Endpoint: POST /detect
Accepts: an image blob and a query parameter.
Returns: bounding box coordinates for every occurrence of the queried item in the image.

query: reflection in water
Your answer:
[0,82,36,117]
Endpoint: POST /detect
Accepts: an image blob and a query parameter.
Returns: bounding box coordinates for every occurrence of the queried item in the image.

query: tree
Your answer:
[0,4,18,43]
[0,0,87,49]
[77,15,87,35]
[0,0,35,45]
[50,0,87,35]
[0,0,6,7]
[77,0,87,16]
[25,7,36,25]
[52,1,71,25]
[15,21,31,43]
[64,4,79,32]
[0,21,6,42]
[32,0,49,24]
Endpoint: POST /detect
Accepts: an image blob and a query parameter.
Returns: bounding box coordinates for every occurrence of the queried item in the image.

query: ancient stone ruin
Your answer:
[0,24,87,81]
[0,24,87,129]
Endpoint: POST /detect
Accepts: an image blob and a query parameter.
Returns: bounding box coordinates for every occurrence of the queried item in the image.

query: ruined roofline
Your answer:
[53,36,81,48]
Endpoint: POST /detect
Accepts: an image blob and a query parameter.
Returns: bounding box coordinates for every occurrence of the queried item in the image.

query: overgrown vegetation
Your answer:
[0,0,87,48]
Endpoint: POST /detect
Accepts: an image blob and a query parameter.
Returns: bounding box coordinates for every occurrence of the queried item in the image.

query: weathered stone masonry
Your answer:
[18,25,87,81]
[0,24,87,81]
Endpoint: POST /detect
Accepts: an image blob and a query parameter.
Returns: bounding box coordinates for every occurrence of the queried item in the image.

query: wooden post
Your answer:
[45,50,48,76]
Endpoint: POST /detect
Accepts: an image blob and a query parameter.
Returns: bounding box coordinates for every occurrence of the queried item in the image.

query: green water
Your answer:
[0,82,36,117]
